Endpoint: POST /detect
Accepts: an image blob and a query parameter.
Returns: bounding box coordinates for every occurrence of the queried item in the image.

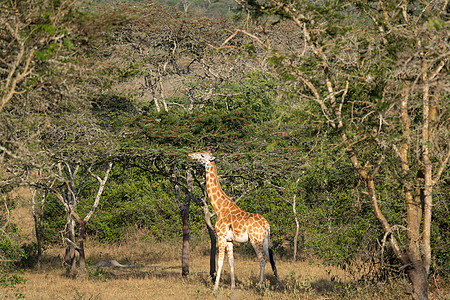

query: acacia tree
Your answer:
[236,0,449,299]
[0,0,79,290]
[36,112,116,274]
[34,162,112,275]
[172,167,195,277]
[123,153,215,279]
[0,0,77,151]
[30,186,50,267]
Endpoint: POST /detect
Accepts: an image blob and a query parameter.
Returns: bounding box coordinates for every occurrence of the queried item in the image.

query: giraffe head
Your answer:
[188,150,215,166]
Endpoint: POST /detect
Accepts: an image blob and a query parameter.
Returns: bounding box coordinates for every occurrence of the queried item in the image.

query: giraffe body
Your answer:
[189,150,279,291]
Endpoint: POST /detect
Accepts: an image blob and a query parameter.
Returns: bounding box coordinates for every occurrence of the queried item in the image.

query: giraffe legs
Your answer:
[251,240,267,285]
[214,238,236,291]
[215,237,276,290]
[226,241,235,289]
[214,237,226,291]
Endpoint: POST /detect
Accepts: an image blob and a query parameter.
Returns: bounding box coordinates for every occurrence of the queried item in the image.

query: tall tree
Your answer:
[174,168,194,277]
[0,0,79,288]
[235,0,449,298]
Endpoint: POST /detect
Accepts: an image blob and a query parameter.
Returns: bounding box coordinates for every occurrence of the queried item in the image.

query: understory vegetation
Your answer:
[1,0,449,298]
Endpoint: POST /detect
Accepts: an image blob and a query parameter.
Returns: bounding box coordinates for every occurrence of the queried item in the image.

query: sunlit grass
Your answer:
[10,207,449,299]
[15,232,354,299]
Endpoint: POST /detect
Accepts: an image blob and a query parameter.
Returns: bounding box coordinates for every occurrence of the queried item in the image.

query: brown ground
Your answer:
[7,205,449,299]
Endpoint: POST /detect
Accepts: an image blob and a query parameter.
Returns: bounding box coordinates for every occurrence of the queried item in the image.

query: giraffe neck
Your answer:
[205,161,231,214]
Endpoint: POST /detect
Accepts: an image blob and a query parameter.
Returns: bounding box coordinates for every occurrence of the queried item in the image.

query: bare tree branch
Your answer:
[84,162,113,223]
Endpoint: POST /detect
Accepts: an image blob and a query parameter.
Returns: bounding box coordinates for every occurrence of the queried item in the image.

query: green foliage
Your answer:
[43,195,67,244]
[41,164,206,243]
[0,220,27,298]
[431,176,450,278]
[0,271,26,299]
[206,71,278,124]
[126,72,281,152]
[91,166,181,241]
[38,23,56,35]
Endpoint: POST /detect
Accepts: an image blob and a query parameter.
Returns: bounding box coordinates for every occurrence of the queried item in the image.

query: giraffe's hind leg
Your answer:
[251,240,267,285]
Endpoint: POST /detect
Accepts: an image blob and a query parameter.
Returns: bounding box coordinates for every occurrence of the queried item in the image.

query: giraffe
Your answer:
[188,150,279,291]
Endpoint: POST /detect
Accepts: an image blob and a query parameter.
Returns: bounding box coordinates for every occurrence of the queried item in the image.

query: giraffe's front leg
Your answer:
[214,237,226,291]
[226,241,235,289]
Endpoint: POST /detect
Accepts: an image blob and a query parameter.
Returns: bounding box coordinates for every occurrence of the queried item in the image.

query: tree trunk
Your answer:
[407,265,428,300]
[207,223,216,281]
[420,68,433,276]
[31,188,45,268]
[33,213,43,267]
[292,176,302,262]
[181,170,194,277]
[78,221,86,274]
[65,215,77,275]
[202,202,216,281]
[181,203,190,277]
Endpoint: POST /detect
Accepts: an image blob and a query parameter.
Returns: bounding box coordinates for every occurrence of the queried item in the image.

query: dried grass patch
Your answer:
[9,216,443,299]
[17,237,358,300]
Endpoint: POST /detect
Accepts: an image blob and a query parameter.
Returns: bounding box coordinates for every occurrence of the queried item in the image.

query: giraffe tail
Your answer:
[268,247,279,281]
[264,230,279,281]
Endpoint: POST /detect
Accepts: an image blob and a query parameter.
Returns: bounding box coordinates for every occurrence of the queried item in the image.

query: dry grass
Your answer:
[8,242,450,300]
[18,247,351,300]
[8,206,450,299]
[10,234,357,300]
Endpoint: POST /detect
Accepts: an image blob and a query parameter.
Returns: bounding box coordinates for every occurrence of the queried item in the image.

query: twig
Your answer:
[1,195,11,231]
[399,263,412,271]
[65,238,81,252]
[380,225,408,266]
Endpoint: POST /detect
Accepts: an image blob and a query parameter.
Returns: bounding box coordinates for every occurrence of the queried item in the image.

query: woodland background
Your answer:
[1,0,449,298]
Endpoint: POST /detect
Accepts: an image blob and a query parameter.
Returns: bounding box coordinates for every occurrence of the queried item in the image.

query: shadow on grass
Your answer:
[214,273,349,297]
[89,264,349,297]
[87,264,183,281]
[310,278,346,293]
[34,252,352,298]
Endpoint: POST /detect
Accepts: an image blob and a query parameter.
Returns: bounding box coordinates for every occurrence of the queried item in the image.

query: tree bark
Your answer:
[407,266,428,300]
[201,199,216,281]
[31,188,45,268]
[292,176,302,262]
[181,203,190,277]
[420,62,433,276]
[292,193,299,262]
[33,213,43,267]
[65,215,77,276]
[78,221,86,274]
[181,169,194,277]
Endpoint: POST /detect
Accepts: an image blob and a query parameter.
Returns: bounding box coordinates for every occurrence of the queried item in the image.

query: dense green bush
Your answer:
[41,164,207,244]
[0,219,27,298]
[90,165,205,241]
